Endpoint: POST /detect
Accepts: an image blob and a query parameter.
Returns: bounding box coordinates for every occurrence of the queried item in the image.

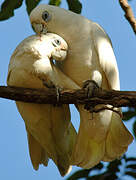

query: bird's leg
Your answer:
[82,80,122,118]
[52,86,63,106]
[42,79,55,88]
[54,86,63,103]
[82,80,100,112]
[82,80,99,98]
[42,78,62,106]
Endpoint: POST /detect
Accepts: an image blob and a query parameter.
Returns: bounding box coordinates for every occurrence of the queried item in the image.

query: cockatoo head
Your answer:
[48,33,68,61]
[11,33,68,64]
[30,4,87,44]
[30,4,74,35]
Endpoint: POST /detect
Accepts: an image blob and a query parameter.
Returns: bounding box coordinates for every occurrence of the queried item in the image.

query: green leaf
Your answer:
[66,0,82,14]
[87,174,104,180]
[125,171,136,178]
[49,0,61,6]
[66,169,90,180]
[25,0,42,15]
[126,157,136,162]
[0,0,23,21]
[126,164,136,170]
[92,162,104,170]
[107,159,121,173]
[133,120,136,138]
[123,109,136,121]
[87,172,117,180]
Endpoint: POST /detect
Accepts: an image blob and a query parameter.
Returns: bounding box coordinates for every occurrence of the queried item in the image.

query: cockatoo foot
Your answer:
[55,86,62,103]
[42,79,55,88]
[52,86,63,106]
[82,80,99,98]
[42,79,62,105]
[82,80,100,112]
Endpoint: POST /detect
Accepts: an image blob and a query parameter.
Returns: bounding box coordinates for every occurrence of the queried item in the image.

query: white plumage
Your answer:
[7,33,80,176]
[30,4,133,169]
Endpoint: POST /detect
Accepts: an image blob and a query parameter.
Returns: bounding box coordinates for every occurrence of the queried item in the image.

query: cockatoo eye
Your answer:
[52,39,61,47]
[55,39,61,45]
[42,11,51,22]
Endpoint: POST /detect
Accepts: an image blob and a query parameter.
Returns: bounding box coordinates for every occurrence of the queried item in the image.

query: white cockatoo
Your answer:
[29,4,133,169]
[7,33,80,176]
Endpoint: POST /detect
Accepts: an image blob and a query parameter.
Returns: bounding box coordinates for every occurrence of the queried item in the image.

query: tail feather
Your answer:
[71,105,108,168]
[72,105,133,168]
[103,112,133,161]
[71,127,105,169]
[27,130,49,170]
[16,102,76,176]
[79,141,105,169]
[50,105,77,176]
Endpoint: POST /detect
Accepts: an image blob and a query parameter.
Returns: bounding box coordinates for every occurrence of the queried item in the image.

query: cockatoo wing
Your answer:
[92,23,133,161]
[16,100,71,176]
[26,127,49,170]
[71,23,133,168]
[92,23,120,90]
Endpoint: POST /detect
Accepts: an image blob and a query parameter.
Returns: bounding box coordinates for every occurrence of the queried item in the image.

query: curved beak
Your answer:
[52,42,68,52]
[32,22,48,35]
[61,45,68,51]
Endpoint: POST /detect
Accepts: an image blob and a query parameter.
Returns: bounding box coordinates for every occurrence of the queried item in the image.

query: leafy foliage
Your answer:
[0,0,23,20]
[66,0,82,14]
[66,156,136,180]
[67,169,90,180]
[123,108,136,121]
[49,0,61,6]
[67,163,103,180]
[0,0,82,21]
[133,120,136,138]
[25,0,41,15]
[123,108,136,138]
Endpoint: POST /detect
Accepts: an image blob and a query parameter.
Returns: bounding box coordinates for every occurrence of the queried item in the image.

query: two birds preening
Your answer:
[7,4,133,177]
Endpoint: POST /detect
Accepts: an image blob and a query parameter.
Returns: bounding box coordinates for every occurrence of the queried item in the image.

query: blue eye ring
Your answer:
[55,39,61,45]
[52,39,61,47]
[42,11,51,22]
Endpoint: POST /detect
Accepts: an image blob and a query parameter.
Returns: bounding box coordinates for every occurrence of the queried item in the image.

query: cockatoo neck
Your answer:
[48,18,91,57]
[51,16,90,43]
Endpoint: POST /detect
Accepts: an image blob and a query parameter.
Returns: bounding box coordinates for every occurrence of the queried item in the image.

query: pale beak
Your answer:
[32,22,48,35]
[61,45,67,51]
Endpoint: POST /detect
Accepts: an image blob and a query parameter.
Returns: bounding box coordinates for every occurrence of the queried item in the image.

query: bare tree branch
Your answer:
[1,86,136,109]
[119,0,136,34]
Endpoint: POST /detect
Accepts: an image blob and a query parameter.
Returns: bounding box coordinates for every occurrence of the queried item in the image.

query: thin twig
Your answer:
[119,0,136,34]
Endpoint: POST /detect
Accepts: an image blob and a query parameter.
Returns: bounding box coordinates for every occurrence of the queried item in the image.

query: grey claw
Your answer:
[82,80,99,98]
[51,87,62,107]
[56,87,60,102]
[41,78,62,104]
[83,80,100,112]
[55,87,63,103]
[42,80,55,89]
[41,78,55,88]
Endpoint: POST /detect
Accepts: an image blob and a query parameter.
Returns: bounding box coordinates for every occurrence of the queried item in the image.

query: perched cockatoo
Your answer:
[30,4,133,169]
[7,33,80,176]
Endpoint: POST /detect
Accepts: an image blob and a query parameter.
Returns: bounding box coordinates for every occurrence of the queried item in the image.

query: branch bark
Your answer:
[119,0,136,34]
[1,86,136,108]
